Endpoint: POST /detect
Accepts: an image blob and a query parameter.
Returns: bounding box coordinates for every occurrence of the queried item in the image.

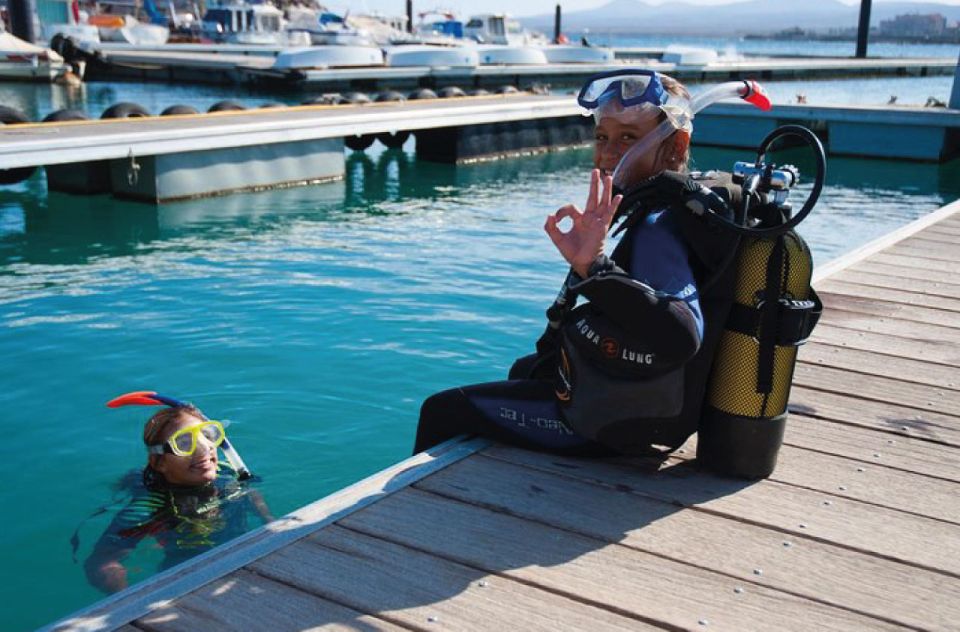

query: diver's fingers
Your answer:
[552,204,583,227]
[585,169,600,212]
[603,194,623,226]
[600,173,614,206]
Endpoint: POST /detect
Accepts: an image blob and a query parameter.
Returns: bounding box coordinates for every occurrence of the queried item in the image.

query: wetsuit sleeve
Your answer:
[565,211,703,374]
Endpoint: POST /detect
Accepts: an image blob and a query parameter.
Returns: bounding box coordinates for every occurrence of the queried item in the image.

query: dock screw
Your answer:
[799,523,808,529]
[887,440,895,445]
[753,568,763,575]
[856,467,865,472]
[873,453,881,458]
[734,587,744,594]
[427,616,438,623]
[823,500,832,506]
[838,486,847,491]
[783,541,792,548]
[698,619,709,626]
[478,581,488,587]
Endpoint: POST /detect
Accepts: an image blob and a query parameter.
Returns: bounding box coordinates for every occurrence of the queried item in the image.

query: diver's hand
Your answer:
[544,170,622,278]
[95,560,128,593]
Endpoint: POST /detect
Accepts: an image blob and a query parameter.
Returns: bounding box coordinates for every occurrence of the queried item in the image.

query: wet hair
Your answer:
[143,405,203,447]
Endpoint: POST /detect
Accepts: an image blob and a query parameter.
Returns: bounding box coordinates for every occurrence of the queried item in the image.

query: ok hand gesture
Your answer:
[544,169,622,278]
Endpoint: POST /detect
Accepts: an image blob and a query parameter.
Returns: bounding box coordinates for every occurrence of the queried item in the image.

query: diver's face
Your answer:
[154,413,219,487]
[593,113,662,178]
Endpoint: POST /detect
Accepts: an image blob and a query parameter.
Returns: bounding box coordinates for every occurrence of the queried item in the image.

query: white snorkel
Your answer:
[604,78,773,191]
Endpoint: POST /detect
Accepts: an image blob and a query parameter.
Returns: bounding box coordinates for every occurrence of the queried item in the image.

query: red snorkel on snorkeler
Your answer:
[107,391,252,480]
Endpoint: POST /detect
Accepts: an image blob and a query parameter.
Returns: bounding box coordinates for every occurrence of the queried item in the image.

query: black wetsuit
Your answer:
[414,206,709,456]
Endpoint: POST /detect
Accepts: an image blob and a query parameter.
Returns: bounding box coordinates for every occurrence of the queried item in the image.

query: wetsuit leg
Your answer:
[414,379,613,457]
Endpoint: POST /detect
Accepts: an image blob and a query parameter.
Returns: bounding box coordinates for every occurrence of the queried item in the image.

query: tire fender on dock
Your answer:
[101,102,150,119]
[207,101,246,113]
[160,104,199,116]
[0,106,37,185]
[374,91,410,149]
[343,92,375,151]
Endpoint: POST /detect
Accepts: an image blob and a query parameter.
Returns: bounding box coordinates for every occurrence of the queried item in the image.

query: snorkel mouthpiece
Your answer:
[107,390,252,480]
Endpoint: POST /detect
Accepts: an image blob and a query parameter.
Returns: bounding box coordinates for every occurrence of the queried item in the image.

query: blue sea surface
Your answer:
[0,53,958,630]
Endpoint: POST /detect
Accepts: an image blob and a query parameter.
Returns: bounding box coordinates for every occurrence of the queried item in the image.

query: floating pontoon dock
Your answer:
[45,200,960,631]
[72,43,957,89]
[0,94,957,202]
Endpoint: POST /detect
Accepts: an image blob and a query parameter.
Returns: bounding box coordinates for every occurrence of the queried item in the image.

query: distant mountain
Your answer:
[520,0,960,35]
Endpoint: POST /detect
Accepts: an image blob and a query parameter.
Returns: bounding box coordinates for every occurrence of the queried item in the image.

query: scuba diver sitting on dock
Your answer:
[414,69,820,475]
[82,392,271,594]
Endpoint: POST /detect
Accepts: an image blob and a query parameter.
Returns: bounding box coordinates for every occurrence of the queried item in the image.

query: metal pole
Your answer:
[856,0,872,58]
[406,0,413,33]
[951,49,960,109]
[8,0,38,44]
[554,4,561,44]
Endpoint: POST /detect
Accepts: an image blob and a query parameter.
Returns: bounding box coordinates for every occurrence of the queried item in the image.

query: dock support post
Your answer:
[8,0,38,43]
[554,4,562,44]
[856,0,872,58]
[950,49,960,110]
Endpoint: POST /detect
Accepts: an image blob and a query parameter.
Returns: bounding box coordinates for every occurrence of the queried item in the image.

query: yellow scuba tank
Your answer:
[695,125,825,479]
[697,231,821,478]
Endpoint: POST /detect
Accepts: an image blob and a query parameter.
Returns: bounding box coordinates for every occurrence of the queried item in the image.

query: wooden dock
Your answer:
[46,200,960,631]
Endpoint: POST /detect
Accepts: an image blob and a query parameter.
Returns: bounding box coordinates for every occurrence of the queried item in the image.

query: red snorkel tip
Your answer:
[106,391,163,408]
[741,80,772,111]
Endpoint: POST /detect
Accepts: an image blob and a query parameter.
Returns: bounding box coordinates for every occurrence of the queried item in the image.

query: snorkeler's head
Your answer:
[579,70,692,188]
[143,407,220,488]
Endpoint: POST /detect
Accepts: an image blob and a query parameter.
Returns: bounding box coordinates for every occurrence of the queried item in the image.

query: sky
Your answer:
[337,0,960,18]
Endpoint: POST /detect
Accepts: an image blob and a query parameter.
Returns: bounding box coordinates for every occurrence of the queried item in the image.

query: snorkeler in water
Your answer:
[82,392,271,594]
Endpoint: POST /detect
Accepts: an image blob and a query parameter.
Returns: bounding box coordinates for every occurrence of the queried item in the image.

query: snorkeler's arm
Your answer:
[83,527,137,594]
[248,489,275,522]
[566,257,701,372]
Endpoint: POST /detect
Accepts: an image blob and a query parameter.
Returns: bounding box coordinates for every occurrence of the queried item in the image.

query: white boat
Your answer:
[476,45,547,66]
[538,45,615,64]
[384,45,478,68]
[273,45,384,70]
[202,2,309,46]
[661,45,717,66]
[463,14,547,46]
[285,7,374,47]
[0,30,67,81]
[90,15,169,46]
[40,0,169,46]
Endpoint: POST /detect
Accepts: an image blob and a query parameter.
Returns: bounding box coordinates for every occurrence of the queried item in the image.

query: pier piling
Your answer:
[856,0,872,58]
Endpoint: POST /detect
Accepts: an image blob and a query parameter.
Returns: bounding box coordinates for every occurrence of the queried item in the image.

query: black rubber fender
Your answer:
[407,88,438,100]
[374,91,405,103]
[0,106,37,184]
[160,104,199,116]
[438,86,466,98]
[101,102,150,118]
[496,85,520,95]
[303,94,345,106]
[207,100,246,113]
[259,102,285,109]
[467,88,490,97]
[345,134,376,151]
[342,92,371,105]
[42,108,89,123]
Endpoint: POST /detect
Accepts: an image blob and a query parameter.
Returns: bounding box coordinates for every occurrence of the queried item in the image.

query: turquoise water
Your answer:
[1,63,960,630]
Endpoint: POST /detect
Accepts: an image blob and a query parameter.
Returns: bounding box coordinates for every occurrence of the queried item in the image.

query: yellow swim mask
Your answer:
[147,420,225,457]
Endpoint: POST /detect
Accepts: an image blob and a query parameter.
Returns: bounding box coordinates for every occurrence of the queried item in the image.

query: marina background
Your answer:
[0,31,958,632]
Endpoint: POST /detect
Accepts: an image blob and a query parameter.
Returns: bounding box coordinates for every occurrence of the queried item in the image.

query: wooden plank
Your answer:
[818,291,960,330]
[766,444,959,523]
[817,278,960,313]
[790,385,960,446]
[783,413,960,481]
[338,487,905,631]
[849,260,960,288]
[871,251,958,274]
[888,240,959,263]
[810,321,960,366]
[799,341,959,390]
[406,456,959,631]
[817,305,960,343]
[793,363,959,417]
[483,445,960,577]
[826,268,960,300]
[136,569,404,631]
[250,524,656,631]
